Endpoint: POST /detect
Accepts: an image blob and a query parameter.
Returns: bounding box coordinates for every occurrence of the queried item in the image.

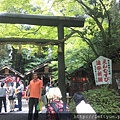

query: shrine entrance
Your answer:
[0,13,85,102]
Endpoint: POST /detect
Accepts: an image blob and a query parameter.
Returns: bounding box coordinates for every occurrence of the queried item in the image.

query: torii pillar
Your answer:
[58,24,66,102]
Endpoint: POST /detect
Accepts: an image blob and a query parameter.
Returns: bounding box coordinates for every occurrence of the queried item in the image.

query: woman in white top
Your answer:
[73,92,96,120]
[8,82,15,112]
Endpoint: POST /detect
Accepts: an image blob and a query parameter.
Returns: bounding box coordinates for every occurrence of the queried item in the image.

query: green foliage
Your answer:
[69,85,120,114]
[65,36,89,73]
[21,48,47,72]
[52,0,84,16]
[24,57,46,72]
[0,44,12,66]
[83,86,120,113]
[0,0,120,82]
[70,0,120,66]
[49,61,58,81]
[69,99,76,113]
[0,0,86,76]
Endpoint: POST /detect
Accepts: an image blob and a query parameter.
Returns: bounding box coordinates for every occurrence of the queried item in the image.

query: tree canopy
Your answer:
[0,0,120,81]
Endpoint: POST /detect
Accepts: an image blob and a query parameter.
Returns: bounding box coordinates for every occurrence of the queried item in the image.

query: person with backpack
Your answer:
[46,87,70,120]
[8,82,15,112]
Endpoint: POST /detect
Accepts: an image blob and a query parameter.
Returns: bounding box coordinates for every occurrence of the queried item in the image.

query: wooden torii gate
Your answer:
[0,13,85,102]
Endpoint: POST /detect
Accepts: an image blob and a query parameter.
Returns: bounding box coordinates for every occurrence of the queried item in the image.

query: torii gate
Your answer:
[0,13,85,102]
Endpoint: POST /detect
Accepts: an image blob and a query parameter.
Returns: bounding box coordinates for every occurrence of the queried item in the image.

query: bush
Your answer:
[69,85,120,114]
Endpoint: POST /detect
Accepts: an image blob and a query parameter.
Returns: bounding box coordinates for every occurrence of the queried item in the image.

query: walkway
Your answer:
[0,98,47,120]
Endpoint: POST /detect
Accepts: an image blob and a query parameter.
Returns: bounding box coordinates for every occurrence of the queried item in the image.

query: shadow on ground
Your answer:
[0,113,46,120]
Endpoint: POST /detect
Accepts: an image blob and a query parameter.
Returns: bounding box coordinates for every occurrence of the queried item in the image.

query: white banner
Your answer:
[92,56,112,85]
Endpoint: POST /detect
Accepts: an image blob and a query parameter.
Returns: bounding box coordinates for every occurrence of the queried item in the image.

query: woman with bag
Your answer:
[8,82,15,112]
[46,87,69,120]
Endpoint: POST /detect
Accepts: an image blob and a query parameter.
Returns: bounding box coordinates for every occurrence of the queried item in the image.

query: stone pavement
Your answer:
[0,98,47,120]
[1,98,29,113]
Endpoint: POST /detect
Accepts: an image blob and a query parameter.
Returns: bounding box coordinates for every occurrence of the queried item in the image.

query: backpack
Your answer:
[50,102,71,120]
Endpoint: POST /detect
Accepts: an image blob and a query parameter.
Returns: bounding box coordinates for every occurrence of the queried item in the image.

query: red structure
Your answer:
[0,65,24,87]
[24,63,51,86]
[66,67,89,96]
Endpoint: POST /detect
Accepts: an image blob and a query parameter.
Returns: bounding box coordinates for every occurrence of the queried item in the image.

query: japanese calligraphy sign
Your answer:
[92,56,112,85]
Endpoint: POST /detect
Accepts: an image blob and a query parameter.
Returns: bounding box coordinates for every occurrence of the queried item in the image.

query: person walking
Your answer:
[73,92,96,120]
[8,82,15,112]
[27,73,43,120]
[0,82,8,113]
[16,80,24,111]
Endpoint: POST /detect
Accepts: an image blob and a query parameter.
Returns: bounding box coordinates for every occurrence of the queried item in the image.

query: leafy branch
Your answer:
[22,26,42,37]
[76,0,108,41]
[70,28,99,57]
